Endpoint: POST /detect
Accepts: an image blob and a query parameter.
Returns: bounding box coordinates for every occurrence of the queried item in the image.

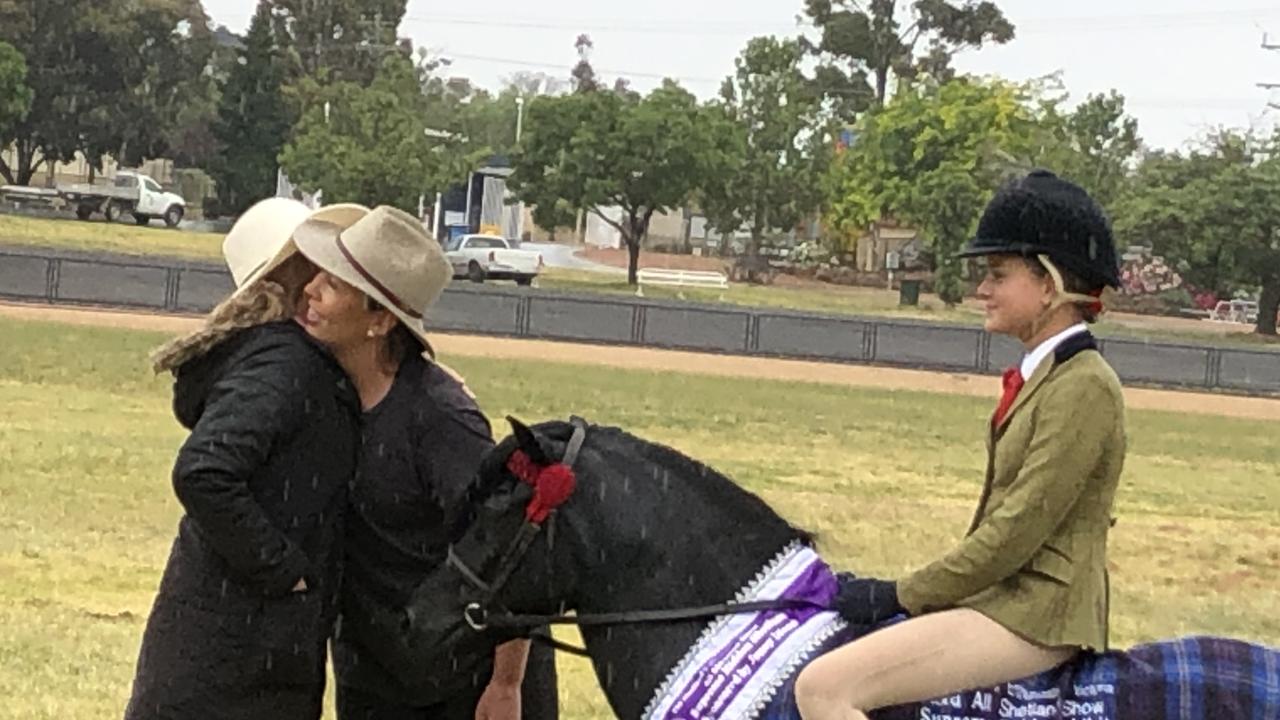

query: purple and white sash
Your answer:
[643,542,847,720]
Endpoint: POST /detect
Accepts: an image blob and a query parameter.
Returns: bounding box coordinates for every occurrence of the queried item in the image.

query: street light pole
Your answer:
[516,96,525,144]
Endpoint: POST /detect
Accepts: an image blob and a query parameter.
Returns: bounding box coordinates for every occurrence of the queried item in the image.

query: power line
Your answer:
[399,15,798,37]
[1260,34,1280,111]
[1017,6,1280,33]
[441,51,723,85]
[216,7,1280,38]
[436,50,1275,110]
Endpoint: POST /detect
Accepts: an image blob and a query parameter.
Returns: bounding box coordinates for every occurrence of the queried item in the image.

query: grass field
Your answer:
[0,214,224,260]
[1,315,1276,718]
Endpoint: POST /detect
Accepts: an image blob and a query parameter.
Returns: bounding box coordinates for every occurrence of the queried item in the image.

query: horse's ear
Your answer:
[507,416,551,465]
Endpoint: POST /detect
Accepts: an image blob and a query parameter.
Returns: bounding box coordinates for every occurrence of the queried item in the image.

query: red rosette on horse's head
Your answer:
[507,450,577,524]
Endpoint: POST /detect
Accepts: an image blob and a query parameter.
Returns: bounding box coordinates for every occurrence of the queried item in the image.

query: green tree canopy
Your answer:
[267,0,407,84]
[209,1,293,215]
[829,76,1040,304]
[280,53,441,213]
[511,82,734,283]
[0,40,34,183]
[1113,130,1280,335]
[702,36,831,257]
[0,0,213,184]
[803,0,1014,112]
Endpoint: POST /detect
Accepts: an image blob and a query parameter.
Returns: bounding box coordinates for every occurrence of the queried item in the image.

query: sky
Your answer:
[201,0,1280,151]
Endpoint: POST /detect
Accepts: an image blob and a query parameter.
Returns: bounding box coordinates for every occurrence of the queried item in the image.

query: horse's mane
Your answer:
[451,419,814,544]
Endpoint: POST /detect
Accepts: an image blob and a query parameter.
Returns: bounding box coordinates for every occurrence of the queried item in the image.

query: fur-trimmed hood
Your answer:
[150,282,292,375]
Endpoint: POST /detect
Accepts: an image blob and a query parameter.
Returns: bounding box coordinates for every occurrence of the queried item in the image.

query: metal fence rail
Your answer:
[3,245,1278,396]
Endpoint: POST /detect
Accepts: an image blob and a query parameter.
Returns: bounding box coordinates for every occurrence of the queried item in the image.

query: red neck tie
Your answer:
[993,366,1025,427]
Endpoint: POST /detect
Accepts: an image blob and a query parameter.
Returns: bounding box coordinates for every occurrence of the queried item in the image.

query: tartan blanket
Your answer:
[759,634,1280,720]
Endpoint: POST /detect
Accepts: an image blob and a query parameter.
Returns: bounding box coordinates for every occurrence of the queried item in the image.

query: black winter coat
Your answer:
[124,321,360,720]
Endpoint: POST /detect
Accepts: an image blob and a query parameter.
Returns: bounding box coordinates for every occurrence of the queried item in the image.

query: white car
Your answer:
[445,234,544,286]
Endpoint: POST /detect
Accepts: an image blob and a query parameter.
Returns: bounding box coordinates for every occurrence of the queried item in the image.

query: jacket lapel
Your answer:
[973,331,1098,533]
[973,352,1053,531]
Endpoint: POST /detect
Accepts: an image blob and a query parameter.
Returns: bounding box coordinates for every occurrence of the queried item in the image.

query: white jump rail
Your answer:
[635,268,730,297]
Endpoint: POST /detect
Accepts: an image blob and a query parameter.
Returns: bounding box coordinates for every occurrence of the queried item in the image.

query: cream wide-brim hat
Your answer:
[292,205,451,358]
[221,198,370,302]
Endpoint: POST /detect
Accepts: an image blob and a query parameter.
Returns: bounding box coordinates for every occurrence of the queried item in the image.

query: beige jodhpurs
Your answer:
[794,608,1078,720]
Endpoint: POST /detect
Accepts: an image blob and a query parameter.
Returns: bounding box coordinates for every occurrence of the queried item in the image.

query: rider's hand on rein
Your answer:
[831,572,905,627]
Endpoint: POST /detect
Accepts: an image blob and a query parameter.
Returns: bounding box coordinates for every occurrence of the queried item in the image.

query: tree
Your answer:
[415,69,528,194]
[571,34,600,93]
[0,0,213,184]
[267,0,408,84]
[829,76,1040,304]
[803,0,1014,110]
[0,0,115,183]
[511,82,730,284]
[703,36,831,257]
[1113,130,1280,336]
[280,54,440,213]
[166,73,222,169]
[0,41,33,181]
[1033,89,1141,210]
[209,1,294,215]
[113,0,216,167]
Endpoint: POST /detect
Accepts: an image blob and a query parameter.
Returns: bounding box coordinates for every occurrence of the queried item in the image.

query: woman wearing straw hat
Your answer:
[795,171,1127,720]
[125,199,369,720]
[290,206,558,720]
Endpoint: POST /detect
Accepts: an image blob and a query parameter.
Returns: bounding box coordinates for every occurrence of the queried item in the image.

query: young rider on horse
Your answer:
[796,170,1128,720]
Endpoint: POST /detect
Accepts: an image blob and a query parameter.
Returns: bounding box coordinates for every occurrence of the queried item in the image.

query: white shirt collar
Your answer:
[1020,323,1088,379]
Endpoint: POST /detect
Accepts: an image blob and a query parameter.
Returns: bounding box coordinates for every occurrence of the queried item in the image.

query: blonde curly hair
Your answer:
[149,281,292,374]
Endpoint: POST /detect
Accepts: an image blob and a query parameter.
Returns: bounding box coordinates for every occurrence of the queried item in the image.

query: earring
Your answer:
[367,329,375,338]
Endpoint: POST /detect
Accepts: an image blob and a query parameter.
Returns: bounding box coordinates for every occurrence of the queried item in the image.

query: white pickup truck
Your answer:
[445,234,544,286]
[66,170,187,227]
[2,169,186,227]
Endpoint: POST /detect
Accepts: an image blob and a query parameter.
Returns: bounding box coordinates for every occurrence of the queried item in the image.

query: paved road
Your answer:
[520,242,623,274]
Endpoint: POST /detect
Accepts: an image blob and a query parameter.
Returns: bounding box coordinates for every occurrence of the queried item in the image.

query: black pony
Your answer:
[405,418,1280,720]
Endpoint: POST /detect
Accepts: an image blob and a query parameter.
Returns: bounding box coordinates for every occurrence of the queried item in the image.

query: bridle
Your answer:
[447,418,588,635]
[444,417,826,657]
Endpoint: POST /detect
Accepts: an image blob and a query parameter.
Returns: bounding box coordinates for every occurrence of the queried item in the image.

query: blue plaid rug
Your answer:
[759,634,1279,720]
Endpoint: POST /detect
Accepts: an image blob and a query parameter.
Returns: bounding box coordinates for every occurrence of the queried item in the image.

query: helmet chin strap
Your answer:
[1027,255,1106,341]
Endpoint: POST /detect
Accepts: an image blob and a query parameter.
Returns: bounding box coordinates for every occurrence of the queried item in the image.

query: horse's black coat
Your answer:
[409,418,814,719]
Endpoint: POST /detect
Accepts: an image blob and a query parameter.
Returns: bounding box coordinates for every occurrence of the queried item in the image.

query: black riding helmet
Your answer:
[957,170,1121,290]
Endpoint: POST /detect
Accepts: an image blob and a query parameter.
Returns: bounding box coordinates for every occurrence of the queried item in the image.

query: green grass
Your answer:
[0,214,223,260]
[1,316,1276,718]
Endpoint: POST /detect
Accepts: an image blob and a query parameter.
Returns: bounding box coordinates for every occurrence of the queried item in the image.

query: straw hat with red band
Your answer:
[222,198,370,301]
[292,205,451,358]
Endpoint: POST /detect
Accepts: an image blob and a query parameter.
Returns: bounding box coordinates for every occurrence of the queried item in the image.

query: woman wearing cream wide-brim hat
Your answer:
[292,206,560,720]
[126,198,370,720]
[222,197,370,309]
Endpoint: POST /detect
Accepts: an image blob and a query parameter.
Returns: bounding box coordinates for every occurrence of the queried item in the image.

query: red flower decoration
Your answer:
[507,450,577,524]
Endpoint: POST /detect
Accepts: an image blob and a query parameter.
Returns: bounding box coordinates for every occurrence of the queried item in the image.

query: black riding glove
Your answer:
[831,572,905,626]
